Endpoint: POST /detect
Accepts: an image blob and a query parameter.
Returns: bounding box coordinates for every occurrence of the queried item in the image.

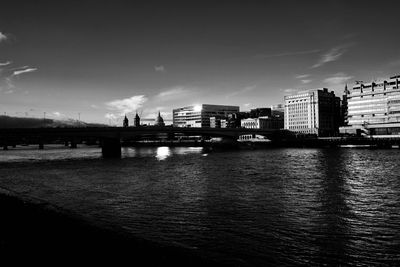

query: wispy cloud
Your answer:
[0,61,11,66]
[1,65,38,92]
[13,67,38,76]
[154,65,166,72]
[53,111,62,117]
[156,86,193,100]
[226,85,256,98]
[106,95,147,115]
[311,44,353,68]
[256,49,321,59]
[281,88,296,93]
[301,79,312,84]
[0,32,8,43]
[295,74,310,79]
[323,73,353,85]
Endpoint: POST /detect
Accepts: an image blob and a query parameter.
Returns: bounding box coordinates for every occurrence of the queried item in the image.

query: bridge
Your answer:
[0,127,282,158]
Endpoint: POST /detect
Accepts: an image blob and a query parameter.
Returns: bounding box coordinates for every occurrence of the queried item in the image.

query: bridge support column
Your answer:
[3,144,8,150]
[70,139,77,149]
[101,138,121,158]
[39,141,44,150]
[64,141,69,147]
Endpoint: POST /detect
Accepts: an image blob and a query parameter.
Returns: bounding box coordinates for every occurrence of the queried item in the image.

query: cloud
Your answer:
[0,65,38,92]
[295,74,310,79]
[13,67,38,76]
[226,85,256,98]
[156,86,193,100]
[323,73,353,85]
[154,65,166,72]
[105,113,118,120]
[4,89,14,94]
[90,104,99,109]
[0,32,8,43]
[283,88,297,94]
[301,79,312,84]
[53,112,61,117]
[255,49,321,59]
[106,95,147,115]
[0,61,11,66]
[311,45,351,68]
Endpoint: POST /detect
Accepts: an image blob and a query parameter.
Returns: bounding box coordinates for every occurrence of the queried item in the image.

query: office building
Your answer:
[284,88,341,136]
[173,104,239,127]
[341,75,400,135]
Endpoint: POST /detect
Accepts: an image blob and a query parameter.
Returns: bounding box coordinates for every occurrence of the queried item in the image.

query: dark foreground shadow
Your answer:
[0,193,224,266]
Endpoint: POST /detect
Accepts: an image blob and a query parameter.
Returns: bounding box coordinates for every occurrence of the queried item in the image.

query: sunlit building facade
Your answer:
[173,104,239,127]
[341,75,400,135]
[284,88,341,136]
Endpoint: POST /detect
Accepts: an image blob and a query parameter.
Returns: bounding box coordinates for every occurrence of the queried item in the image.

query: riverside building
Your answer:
[284,88,341,137]
[340,75,400,136]
[173,104,239,128]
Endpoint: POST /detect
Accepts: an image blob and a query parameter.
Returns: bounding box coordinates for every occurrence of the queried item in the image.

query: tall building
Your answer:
[341,84,349,126]
[173,104,239,127]
[341,75,400,135]
[284,88,341,136]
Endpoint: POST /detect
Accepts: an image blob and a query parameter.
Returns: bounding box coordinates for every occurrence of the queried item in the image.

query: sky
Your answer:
[1,0,400,124]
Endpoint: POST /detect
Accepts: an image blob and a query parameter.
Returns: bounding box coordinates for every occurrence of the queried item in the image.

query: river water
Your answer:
[0,145,399,266]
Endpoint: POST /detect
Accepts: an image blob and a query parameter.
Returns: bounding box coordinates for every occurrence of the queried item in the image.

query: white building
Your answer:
[284,88,341,136]
[173,104,239,128]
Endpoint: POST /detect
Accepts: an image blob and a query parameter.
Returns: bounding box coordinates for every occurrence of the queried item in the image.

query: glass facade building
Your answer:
[173,104,239,128]
[342,75,400,135]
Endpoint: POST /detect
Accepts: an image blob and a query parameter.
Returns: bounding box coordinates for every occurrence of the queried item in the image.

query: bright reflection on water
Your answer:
[0,146,399,266]
[155,146,171,161]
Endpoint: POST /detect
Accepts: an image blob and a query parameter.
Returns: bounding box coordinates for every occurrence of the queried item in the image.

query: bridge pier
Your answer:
[70,140,77,149]
[3,144,8,150]
[39,140,44,150]
[101,138,121,158]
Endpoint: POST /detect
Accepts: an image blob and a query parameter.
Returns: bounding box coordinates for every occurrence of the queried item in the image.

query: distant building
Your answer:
[220,119,228,128]
[341,84,349,126]
[340,75,400,135]
[241,116,282,130]
[284,88,341,136]
[249,108,271,118]
[154,111,165,127]
[210,116,222,128]
[123,115,129,127]
[227,112,250,128]
[173,104,239,127]
[271,104,284,118]
[133,112,140,127]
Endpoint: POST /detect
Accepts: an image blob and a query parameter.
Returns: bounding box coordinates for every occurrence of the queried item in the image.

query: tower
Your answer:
[134,111,140,127]
[123,115,129,127]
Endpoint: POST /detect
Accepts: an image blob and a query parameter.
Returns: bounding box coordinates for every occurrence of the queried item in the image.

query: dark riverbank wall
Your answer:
[0,189,226,266]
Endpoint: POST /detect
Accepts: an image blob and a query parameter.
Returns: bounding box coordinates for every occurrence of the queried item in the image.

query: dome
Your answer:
[155,111,165,126]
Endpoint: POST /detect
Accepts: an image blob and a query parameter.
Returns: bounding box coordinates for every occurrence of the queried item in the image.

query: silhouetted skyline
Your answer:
[1,0,400,123]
